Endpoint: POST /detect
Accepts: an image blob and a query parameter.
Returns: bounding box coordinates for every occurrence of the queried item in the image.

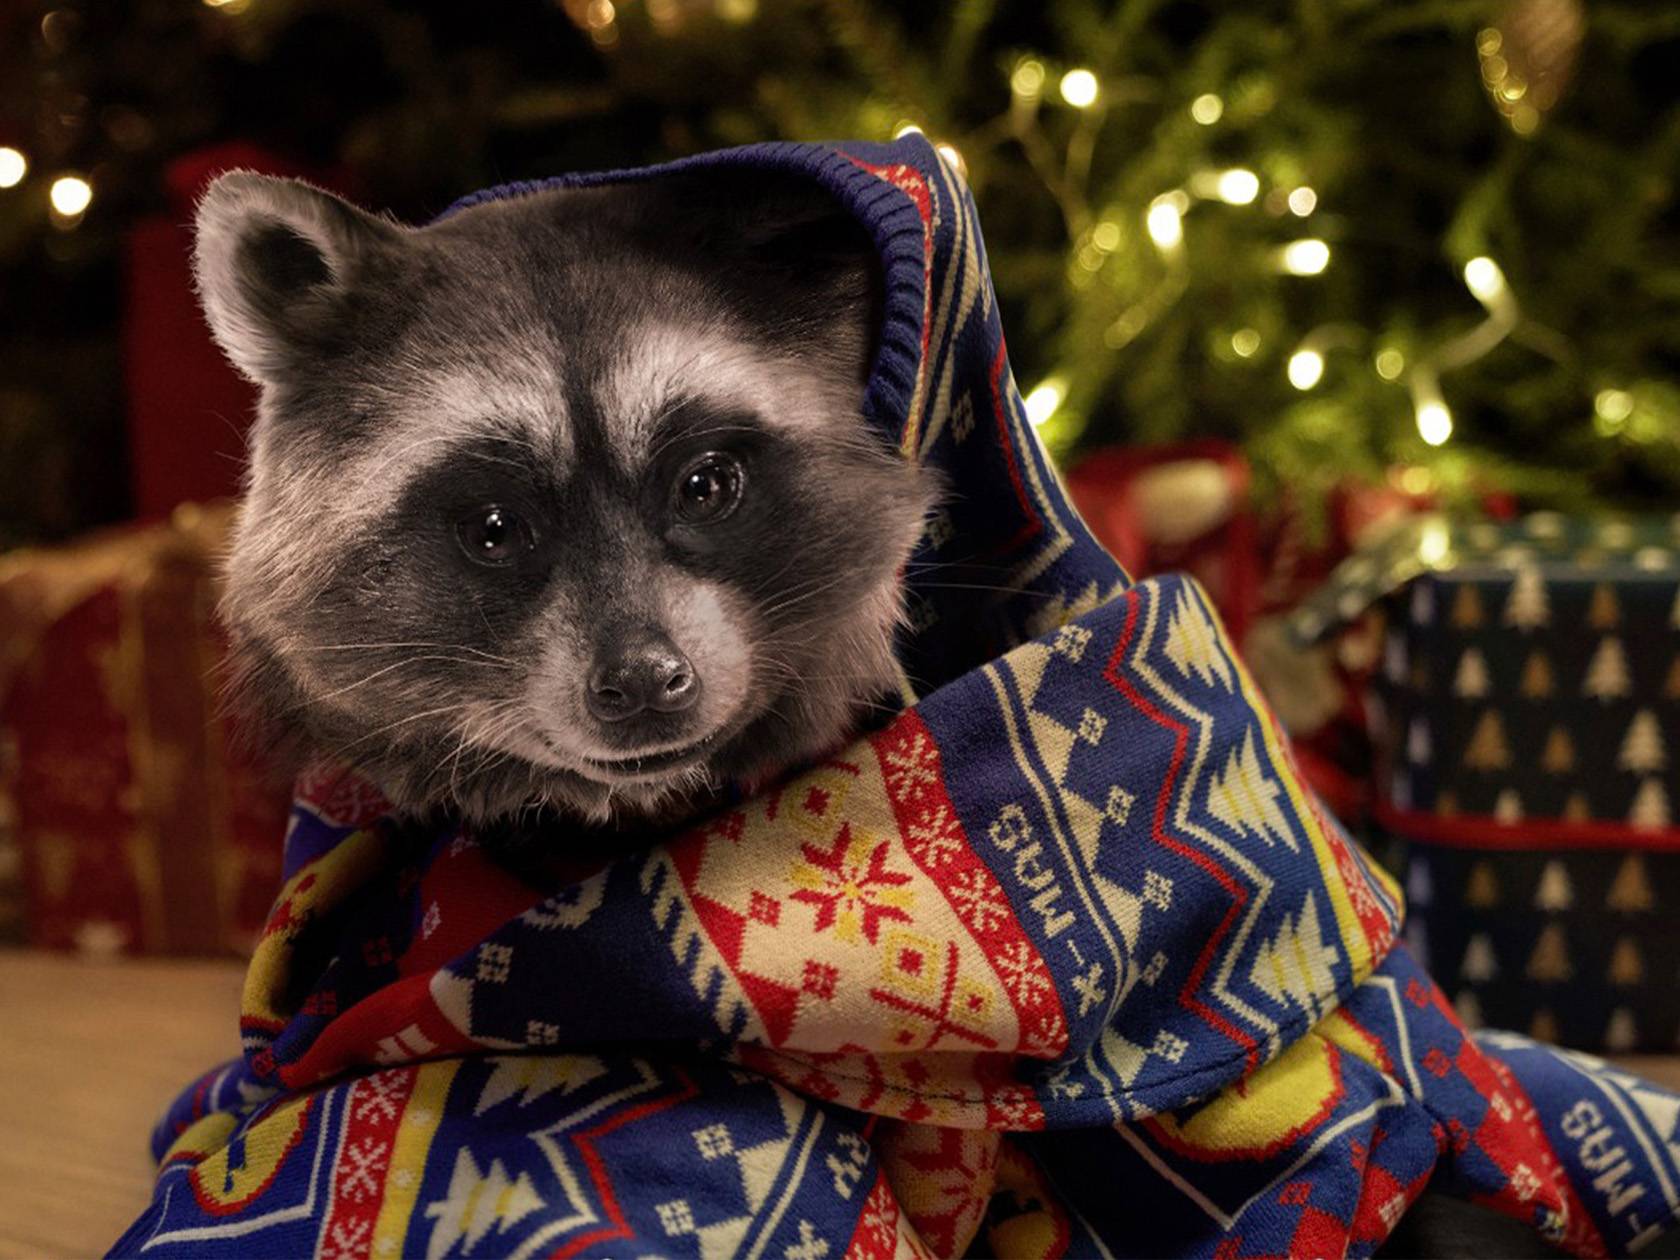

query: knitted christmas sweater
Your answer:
[112,134,1680,1260]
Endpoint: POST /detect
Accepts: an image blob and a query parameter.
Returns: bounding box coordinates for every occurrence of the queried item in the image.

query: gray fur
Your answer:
[197,169,934,826]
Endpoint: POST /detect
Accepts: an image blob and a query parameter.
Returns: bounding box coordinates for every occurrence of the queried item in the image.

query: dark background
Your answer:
[1,0,1677,551]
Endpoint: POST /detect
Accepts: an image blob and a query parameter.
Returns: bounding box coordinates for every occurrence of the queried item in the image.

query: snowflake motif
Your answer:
[1142,870,1173,911]
[993,941,1052,1003]
[320,1218,372,1260]
[1076,708,1108,745]
[789,824,914,945]
[1151,1030,1189,1063]
[1103,785,1136,826]
[337,1136,388,1203]
[988,1085,1040,1127]
[476,942,514,984]
[860,1192,898,1249]
[1025,1011,1068,1058]
[526,1020,560,1045]
[1508,1163,1542,1202]
[1053,622,1092,662]
[905,801,964,868]
[352,1073,404,1124]
[1141,951,1169,986]
[420,901,441,940]
[949,868,1011,934]
[655,1199,695,1236]
[882,732,940,801]
[692,1123,734,1160]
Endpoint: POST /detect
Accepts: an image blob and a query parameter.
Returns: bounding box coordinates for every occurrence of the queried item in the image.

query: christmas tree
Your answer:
[1,0,1677,548]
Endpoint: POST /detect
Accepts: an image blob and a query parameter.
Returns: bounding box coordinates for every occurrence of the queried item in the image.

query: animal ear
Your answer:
[193,172,399,384]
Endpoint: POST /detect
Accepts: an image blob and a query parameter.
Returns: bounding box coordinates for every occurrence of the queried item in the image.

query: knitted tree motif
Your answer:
[1504,567,1549,630]
[1450,583,1484,629]
[1494,789,1523,823]
[1454,990,1484,1030]
[1587,582,1621,630]
[1541,725,1575,775]
[1249,893,1339,1018]
[1606,853,1655,912]
[1604,1007,1639,1052]
[1454,647,1491,699]
[1607,936,1644,986]
[1461,933,1499,982]
[1465,860,1501,908]
[1526,922,1573,982]
[1205,729,1293,849]
[1463,710,1511,771]
[1529,1008,1561,1043]
[1630,778,1670,830]
[1534,859,1574,911]
[1405,860,1433,907]
[1562,790,1592,822]
[1384,631,1407,684]
[1582,637,1631,701]
[424,1149,544,1259]
[1411,581,1435,627]
[1520,650,1555,699]
[1617,709,1666,774]
[1406,717,1431,766]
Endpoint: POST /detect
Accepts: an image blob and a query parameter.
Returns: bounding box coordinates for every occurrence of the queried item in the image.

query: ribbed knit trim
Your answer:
[435,137,939,457]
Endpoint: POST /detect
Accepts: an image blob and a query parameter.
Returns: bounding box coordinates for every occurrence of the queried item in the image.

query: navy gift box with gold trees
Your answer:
[1289,512,1680,1052]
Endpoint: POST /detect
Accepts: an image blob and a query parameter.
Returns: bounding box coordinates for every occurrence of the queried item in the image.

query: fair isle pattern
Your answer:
[113,136,1680,1260]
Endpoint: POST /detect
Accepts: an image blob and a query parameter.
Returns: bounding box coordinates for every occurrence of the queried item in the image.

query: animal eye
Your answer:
[672,452,745,525]
[456,506,531,566]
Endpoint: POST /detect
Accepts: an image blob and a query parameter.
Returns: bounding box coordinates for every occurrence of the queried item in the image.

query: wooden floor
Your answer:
[2,950,1679,1259]
[0,951,245,1259]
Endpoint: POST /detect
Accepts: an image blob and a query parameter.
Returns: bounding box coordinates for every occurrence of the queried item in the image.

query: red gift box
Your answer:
[0,503,290,955]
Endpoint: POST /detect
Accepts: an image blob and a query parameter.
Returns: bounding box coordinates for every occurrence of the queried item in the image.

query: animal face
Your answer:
[196,169,934,824]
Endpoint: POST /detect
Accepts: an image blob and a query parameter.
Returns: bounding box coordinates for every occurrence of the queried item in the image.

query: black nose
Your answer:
[586,632,700,722]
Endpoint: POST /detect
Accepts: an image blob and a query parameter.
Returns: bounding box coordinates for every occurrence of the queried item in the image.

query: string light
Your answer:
[1059,68,1100,109]
[1411,366,1455,446]
[1189,93,1224,125]
[1231,328,1261,358]
[0,147,26,188]
[1286,186,1317,216]
[1462,256,1507,304]
[1280,238,1330,275]
[715,0,756,21]
[1024,379,1065,427]
[1417,400,1454,446]
[1399,466,1434,496]
[1215,168,1259,205]
[1145,195,1183,250]
[1090,221,1122,252]
[1419,517,1452,566]
[1287,348,1325,390]
[1374,348,1405,380]
[1594,389,1634,435]
[1011,59,1046,100]
[49,174,91,217]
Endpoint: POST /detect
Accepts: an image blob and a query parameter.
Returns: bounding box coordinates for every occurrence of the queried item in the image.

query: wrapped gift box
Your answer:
[1290,512,1680,1051]
[0,504,290,956]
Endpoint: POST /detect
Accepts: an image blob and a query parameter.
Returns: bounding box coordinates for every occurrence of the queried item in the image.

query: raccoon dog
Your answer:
[194,168,935,828]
